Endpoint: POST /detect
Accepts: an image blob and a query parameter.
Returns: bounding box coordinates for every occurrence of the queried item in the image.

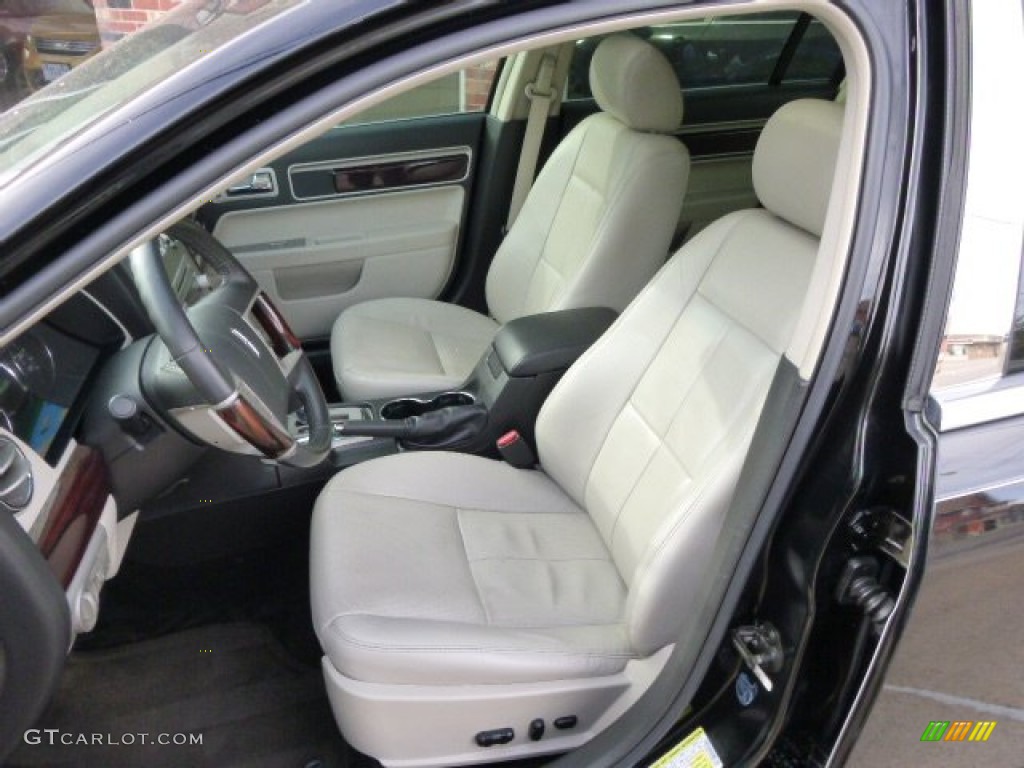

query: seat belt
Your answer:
[505,54,557,231]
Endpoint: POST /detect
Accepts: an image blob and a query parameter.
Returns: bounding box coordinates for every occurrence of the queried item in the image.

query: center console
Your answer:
[328,307,617,458]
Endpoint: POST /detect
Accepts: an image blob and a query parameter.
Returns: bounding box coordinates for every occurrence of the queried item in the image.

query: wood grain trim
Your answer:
[218,396,293,458]
[331,154,470,194]
[37,446,109,589]
[251,292,300,356]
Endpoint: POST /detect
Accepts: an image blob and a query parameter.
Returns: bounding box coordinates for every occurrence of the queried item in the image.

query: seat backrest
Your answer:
[485,34,690,324]
[536,99,844,654]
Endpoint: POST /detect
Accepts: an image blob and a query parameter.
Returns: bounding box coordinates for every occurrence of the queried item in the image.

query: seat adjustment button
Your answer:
[475,728,514,747]
[528,718,545,741]
[554,715,578,730]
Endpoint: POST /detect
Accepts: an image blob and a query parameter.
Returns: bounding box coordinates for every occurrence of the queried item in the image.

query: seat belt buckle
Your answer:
[497,430,535,468]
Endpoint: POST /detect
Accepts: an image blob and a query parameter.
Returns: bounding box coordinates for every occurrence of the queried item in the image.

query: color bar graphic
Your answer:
[920,720,996,742]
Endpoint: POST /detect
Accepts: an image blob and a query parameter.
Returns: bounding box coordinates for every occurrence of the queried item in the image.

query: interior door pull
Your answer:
[224,169,277,198]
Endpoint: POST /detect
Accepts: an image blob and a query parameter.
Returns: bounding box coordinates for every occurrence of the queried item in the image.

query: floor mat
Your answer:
[8,622,373,768]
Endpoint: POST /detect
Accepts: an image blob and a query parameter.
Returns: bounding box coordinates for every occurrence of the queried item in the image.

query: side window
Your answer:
[566,12,842,102]
[783,19,844,82]
[340,61,500,126]
[1005,254,1024,374]
[932,244,1020,391]
[652,13,796,88]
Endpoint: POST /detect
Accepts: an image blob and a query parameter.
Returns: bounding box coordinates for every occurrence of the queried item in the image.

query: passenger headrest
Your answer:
[590,34,683,134]
[753,99,844,237]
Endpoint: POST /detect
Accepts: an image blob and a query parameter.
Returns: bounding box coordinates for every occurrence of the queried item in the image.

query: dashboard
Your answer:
[0,322,101,466]
[0,292,136,640]
[0,231,267,642]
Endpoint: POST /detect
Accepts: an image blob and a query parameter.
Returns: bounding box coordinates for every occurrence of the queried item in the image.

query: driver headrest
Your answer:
[752,99,845,237]
[589,34,683,134]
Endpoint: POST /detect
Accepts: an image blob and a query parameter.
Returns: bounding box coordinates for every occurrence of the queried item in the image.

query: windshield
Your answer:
[0,0,302,185]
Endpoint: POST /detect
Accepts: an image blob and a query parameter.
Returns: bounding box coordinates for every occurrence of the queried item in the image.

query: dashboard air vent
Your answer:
[0,437,33,512]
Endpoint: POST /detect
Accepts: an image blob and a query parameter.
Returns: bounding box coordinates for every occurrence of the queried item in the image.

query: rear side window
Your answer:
[566,12,842,100]
[784,19,844,82]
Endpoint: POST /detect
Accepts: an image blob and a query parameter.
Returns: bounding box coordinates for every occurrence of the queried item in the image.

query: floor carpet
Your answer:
[7,622,371,768]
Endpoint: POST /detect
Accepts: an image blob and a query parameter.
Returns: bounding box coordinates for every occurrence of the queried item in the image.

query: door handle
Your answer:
[222,169,277,198]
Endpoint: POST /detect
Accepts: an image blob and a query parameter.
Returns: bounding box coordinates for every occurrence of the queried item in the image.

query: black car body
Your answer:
[0,0,1021,766]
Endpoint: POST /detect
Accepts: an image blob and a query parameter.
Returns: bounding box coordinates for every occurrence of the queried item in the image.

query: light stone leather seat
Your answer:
[311,98,844,766]
[331,34,691,401]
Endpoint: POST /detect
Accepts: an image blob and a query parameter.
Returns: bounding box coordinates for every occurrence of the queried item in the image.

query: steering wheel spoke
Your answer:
[251,292,302,356]
[216,389,294,460]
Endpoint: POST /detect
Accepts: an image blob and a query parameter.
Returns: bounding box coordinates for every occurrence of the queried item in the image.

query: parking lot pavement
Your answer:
[849,690,1024,767]
[848,536,1024,767]
[932,356,1003,389]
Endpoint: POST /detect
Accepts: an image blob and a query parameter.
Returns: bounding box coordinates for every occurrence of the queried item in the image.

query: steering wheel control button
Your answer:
[554,715,578,730]
[528,719,545,741]
[475,728,514,748]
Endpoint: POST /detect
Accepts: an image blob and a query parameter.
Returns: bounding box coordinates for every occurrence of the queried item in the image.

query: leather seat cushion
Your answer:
[331,297,499,401]
[310,452,634,685]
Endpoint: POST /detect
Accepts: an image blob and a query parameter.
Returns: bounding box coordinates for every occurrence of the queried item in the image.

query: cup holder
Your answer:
[380,392,476,420]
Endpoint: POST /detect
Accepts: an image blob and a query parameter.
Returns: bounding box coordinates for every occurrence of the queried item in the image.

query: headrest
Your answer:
[752,99,844,237]
[589,34,683,133]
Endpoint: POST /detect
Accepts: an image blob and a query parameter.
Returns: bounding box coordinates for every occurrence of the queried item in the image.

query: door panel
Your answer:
[213,185,465,339]
[197,113,492,342]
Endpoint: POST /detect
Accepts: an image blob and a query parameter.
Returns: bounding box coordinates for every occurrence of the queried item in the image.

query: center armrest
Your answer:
[493,307,618,378]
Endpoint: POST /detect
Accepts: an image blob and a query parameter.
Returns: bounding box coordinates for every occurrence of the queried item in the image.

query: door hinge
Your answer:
[731,622,784,692]
[847,506,914,567]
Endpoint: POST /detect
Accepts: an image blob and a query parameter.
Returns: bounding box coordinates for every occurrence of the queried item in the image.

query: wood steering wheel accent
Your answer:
[251,292,302,356]
[217,394,294,459]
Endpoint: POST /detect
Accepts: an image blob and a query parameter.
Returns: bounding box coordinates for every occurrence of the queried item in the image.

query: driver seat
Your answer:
[310,99,844,766]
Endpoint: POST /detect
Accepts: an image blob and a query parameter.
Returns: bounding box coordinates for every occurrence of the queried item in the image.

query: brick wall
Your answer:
[93,0,184,46]
[463,61,498,111]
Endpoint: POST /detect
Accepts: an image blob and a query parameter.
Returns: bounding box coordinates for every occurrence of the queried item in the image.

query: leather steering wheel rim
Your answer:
[130,220,332,467]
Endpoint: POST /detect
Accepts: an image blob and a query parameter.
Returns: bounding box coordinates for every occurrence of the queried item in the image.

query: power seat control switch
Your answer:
[731,622,784,692]
[475,728,514,748]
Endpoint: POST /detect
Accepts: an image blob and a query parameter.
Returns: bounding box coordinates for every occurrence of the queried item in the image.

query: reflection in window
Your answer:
[933,244,1020,390]
[339,61,500,127]
[1006,249,1024,374]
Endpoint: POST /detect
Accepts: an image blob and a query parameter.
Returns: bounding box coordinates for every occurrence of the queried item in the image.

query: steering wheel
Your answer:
[129,220,331,468]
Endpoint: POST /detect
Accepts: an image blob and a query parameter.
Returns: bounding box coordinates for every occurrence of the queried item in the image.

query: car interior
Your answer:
[1,6,866,767]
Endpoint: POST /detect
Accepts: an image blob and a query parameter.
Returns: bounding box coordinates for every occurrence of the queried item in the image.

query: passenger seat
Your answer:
[331,34,691,401]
